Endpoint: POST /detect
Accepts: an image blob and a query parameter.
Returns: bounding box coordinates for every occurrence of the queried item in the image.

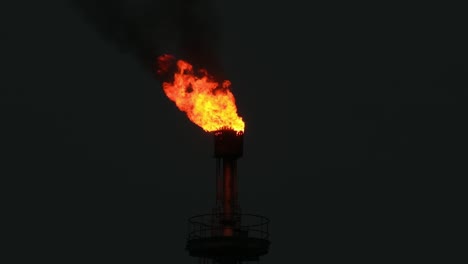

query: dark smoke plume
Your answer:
[70,0,225,81]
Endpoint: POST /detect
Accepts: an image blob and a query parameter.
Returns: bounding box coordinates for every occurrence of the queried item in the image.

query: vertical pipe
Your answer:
[232,160,240,232]
[232,160,238,212]
[223,158,234,236]
[216,158,222,208]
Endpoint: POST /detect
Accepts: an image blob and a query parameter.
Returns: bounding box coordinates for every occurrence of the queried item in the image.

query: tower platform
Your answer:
[186,213,270,262]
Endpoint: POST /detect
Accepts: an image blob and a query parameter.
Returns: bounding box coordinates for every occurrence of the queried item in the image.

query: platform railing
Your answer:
[187,213,270,240]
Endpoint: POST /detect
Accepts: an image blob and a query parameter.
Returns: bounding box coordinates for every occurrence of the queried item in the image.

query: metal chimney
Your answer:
[186,128,270,263]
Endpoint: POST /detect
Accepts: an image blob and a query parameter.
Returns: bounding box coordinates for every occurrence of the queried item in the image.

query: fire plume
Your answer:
[156,54,245,132]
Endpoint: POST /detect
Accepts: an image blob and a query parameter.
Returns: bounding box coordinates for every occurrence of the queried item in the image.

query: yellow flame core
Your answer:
[160,57,245,132]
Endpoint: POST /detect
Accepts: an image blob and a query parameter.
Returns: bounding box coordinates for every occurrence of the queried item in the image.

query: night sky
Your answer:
[1,0,466,262]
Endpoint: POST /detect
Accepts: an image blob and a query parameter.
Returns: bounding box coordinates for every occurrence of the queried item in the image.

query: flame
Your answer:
[156,54,245,132]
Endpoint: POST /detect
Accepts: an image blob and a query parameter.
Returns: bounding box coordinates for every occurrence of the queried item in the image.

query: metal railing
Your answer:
[187,213,270,240]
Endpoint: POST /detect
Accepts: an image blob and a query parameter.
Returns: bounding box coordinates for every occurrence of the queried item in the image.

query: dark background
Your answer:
[1,0,466,262]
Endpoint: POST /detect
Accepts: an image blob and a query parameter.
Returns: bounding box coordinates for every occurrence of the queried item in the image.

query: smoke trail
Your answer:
[70,0,225,81]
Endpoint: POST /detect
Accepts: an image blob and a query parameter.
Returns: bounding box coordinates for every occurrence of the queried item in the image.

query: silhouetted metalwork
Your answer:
[186,128,270,264]
[187,213,270,263]
[214,128,243,158]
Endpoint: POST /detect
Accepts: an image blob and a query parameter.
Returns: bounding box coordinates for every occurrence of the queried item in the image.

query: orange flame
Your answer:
[156,54,245,132]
